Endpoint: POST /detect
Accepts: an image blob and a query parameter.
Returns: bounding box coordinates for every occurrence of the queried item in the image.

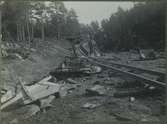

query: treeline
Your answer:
[1,1,80,43]
[91,2,165,51]
[1,1,165,51]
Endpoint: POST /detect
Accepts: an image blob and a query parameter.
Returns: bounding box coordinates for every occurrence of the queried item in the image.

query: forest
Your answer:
[1,1,165,52]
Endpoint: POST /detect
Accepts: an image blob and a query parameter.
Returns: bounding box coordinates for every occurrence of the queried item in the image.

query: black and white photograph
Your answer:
[0,0,166,123]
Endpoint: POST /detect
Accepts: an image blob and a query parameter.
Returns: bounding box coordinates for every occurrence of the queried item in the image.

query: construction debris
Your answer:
[75,38,101,57]
[25,104,41,118]
[50,56,102,80]
[40,95,55,109]
[1,42,30,59]
[82,102,101,109]
[0,76,61,112]
[9,118,19,124]
[111,113,134,121]
[129,97,135,102]
[66,78,78,84]
[137,49,157,61]
[59,80,79,97]
[1,40,164,123]
[85,85,106,96]
[59,84,75,97]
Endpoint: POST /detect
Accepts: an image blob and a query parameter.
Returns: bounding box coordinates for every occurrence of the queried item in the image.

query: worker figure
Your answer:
[87,34,101,57]
[87,34,94,56]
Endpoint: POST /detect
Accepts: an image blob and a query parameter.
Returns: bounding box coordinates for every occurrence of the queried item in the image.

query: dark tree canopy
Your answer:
[1,1,80,42]
[92,2,165,51]
[1,1,165,52]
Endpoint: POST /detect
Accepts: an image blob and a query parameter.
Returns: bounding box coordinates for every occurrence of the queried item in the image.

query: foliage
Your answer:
[1,1,165,51]
[92,2,165,51]
[1,1,80,42]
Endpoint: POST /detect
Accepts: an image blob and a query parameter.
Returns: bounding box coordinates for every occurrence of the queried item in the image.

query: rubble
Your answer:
[25,104,41,118]
[1,40,164,123]
[66,78,78,84]
[129,97,135,102]
[106,77,125,86]
[111,113,134,121]
[113,88,159,98]
[82,102,100,109]
[59,80,78,97]
[76,38,101,57]
[130,103,152,115]
[136,49,157,61]
[115,79,144,88]
[1,42,30,59]
[9,118,19,124]
[85,85,106,96]
[0,76,61,112]
[93,81,101,85]
[50,57,102,79]
[40,95,55,109]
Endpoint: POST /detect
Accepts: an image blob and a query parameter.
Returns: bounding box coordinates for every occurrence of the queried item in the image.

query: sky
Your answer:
[64,2,135,25]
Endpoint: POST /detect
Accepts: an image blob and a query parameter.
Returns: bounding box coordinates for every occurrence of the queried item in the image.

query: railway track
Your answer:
[56,45,165,88]
[91,57,165,76]
[82,56,165,88]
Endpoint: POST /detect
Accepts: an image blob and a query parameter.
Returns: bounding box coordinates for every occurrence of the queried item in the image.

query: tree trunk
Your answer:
[16,23,19,41]
[26,21,31,48]
[19,24,22,41]
[41,21,45,41]
[57,25,59,40]
[17,23,22,42]
[22,24,25,42]
[31,23,34,40]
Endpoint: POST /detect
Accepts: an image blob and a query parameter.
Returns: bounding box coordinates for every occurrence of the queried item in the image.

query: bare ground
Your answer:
[0,41,165,124]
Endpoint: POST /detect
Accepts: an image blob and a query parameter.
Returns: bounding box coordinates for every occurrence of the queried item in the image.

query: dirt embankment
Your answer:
[1,39,71,88]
